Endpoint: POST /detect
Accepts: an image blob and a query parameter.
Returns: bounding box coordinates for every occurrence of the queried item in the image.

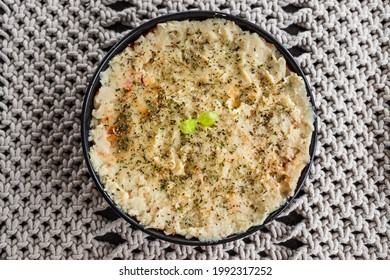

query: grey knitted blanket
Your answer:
[0,0,389,259]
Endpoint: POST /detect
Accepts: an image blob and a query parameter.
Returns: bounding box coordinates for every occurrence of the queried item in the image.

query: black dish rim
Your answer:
[81,10,318,246]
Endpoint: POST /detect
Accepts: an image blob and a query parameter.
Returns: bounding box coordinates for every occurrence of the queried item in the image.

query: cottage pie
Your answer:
[89,19,314,241]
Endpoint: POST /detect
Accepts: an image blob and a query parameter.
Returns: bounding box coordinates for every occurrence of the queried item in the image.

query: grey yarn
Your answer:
[0,0,389,260]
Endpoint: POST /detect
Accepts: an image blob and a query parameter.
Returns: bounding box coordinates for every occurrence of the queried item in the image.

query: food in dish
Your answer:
[89,18,314,241]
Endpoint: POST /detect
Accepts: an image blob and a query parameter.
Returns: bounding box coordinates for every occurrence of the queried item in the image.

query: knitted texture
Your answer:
[0,0,389,260]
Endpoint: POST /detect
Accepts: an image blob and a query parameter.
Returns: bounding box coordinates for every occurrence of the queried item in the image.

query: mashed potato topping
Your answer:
[89,18,314,241]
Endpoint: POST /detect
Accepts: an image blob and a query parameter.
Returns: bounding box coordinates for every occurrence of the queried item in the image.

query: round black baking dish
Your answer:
[81,11,318,246]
